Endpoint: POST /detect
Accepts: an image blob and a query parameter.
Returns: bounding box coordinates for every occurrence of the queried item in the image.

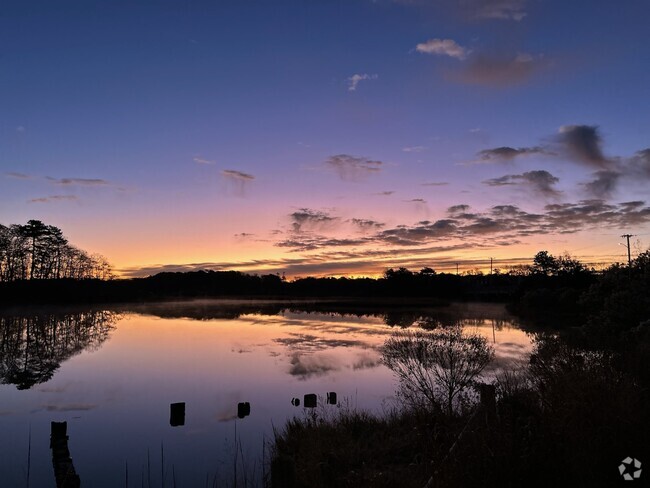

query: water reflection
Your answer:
[0,310,118,390]
[116,300,516,330]
[50,421,81,488]
[0,301,534,487]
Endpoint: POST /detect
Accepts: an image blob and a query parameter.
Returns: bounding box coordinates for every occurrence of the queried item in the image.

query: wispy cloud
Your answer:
[289,208,339,233]
[629,149,650,178]
[347,73,378,91]
[276,236,369,252]
[483,170,561,197]
[349,218,385,231]
[464,0,527,21]
[193,157,215,165]
[5,172,31,179]
[402,146,428,153]
[374,190,395,196]
[221,169,254,181]
[421,182,449,186]
[476,145,550,163]
[455,52,542,86]
[221,169,255,196]
[582,170,621,198]
[28,195,78,204]
[46,177,110,186]
[416,38,468,60]
[325,154,383,182]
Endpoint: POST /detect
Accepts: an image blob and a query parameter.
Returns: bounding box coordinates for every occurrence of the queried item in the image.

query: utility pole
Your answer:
[621,234,634,266]
[490,257,493,275]
[456,263,459,275]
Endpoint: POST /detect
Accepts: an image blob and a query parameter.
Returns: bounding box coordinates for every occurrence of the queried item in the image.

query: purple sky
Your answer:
[2,0,650,277]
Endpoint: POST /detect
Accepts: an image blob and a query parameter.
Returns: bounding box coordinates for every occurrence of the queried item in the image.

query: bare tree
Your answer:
[382,327,494,415]
[0,220,113,282]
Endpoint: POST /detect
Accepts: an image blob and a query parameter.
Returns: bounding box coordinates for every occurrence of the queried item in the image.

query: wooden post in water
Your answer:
[50,421,81,488]
[478,383,497,425]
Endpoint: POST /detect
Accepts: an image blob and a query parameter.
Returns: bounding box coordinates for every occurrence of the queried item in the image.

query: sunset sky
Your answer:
[2,0,650,277]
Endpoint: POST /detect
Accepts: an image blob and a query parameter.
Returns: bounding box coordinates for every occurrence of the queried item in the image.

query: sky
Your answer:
[1,0,650,278]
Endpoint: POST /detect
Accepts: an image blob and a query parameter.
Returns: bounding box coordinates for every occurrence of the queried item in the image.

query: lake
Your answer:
[0,300,535,487]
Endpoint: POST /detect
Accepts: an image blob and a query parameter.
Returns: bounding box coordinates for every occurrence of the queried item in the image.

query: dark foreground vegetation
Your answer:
[270,252,650,488]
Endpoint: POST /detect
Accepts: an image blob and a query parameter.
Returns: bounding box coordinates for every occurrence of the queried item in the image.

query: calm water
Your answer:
[0,300,534,487]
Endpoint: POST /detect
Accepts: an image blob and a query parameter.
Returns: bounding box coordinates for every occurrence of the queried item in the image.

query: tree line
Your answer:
[0,220,113,282]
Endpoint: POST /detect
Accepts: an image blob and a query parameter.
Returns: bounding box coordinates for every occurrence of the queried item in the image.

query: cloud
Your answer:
[447,204,471,215]
[28,195,78,204]
[422,181,449,186]
[118,195,650,279]
[375,200,650,245]
[347,73,378,91]
[374,191,395,196]
[462,0,527,21]
[276,236,369,252]
[556,125,611,168]
[289,208,339,233]
[221,169,254,181]
[476,145,550,163]
[325,154,383,182]
[349,218,385,230]
[221,169,255,196]
[46,177,110,186]
[288,353,340,379]
[402,146,428,153]
[582,170,621,198]
[377,218,458,245]
[455,52,541,86]
[416,38,468,60]
[628,148,650,178]
[5,172,31,179]
[193,157,215,164]
[483,170,561,197]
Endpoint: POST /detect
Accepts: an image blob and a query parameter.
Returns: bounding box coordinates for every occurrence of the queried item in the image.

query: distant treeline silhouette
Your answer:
[2,248,649,310]
[0,220,113,281]
[2,221,648,317]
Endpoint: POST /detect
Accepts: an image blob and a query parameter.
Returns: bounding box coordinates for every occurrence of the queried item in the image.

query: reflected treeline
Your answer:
[0,310,118,389]
[115,300,518,330]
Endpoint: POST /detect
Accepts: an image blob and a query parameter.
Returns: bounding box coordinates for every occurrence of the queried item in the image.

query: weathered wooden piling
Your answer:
[237,401,251,419]
[303,393,317,408]
[170,402,185,427]
[50,421,81,488]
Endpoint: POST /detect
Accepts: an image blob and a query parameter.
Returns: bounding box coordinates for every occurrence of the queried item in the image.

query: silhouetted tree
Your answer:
[0,220,113,282]
[382,327,494,415]
[531,251,559,276]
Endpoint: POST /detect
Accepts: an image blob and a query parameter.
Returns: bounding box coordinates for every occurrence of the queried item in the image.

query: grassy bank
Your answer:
[271,334,650,487]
